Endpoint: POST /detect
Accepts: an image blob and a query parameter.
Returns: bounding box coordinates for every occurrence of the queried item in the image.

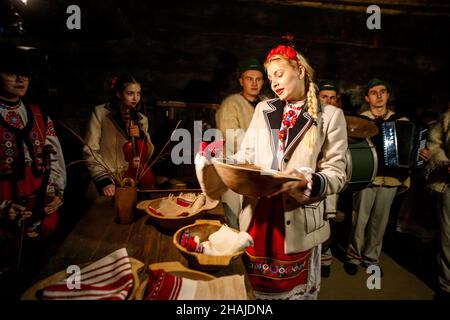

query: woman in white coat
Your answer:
[196,45,348,299]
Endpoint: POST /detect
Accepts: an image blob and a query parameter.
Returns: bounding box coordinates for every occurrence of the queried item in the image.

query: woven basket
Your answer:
[21,257,143,300]
[173,220,245,271]
[135,261,215,300]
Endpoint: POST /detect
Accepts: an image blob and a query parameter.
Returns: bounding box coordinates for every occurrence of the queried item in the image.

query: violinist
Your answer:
[83,73,155,197]
[0,45,66,274]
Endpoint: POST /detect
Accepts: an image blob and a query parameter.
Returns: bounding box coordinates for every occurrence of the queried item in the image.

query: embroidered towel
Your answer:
[41,248,134,300]
[144,269,247,300]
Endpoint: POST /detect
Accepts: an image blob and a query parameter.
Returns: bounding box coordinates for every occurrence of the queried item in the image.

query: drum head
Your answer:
[345,115,379,139]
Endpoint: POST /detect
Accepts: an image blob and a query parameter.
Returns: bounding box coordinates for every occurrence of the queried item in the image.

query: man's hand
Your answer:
[419,147,431,161]
[8,203,32,221]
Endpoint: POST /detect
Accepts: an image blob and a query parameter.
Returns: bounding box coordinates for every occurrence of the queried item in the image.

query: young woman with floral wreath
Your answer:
[195,44,348,299]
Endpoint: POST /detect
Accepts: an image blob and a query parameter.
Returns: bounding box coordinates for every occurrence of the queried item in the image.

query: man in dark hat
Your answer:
[215,58,266,228]
[0,44,66,278]
[318,79,339,107]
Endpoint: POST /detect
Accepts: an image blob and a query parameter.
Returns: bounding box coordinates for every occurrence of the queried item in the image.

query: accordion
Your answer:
[380,121,428,169]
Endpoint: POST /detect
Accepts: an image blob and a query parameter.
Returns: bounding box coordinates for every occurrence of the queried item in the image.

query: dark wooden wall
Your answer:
[2,0,449,116]
[1,0,449,168]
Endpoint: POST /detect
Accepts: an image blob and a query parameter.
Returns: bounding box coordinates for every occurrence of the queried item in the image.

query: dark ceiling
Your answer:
[0,0,449,117]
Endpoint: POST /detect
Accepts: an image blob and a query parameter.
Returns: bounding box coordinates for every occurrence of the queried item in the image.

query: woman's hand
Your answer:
[267,169,310,203]
[44,195,63,214]
[102,184,116,197]
[129,124,140,138]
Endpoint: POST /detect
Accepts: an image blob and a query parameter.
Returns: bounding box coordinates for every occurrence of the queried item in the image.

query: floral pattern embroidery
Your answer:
[246,254,309,279]
[46,120,57,136]
[5,110,24,129]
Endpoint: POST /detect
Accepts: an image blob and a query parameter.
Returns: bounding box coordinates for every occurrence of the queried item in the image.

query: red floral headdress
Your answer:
[265,45,300,63]
[110,76,118,89]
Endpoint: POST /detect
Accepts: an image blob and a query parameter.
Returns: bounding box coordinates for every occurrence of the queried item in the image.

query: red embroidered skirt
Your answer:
[0,166,58,234]
[244,195,311,294]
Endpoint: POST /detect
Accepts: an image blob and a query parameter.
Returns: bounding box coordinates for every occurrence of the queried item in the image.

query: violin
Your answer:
[122,109,156,189]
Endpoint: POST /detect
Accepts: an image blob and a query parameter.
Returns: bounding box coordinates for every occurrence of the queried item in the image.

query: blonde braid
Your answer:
[305,81,318,152]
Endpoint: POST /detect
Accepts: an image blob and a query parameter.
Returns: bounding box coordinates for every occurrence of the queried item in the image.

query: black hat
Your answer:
[0,44,37,77]
[365,78,392,95]
[318,79,339,93]
[238,58,264,76]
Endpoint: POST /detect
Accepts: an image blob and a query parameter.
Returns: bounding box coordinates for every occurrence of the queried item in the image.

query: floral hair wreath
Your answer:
[265,45,300,63]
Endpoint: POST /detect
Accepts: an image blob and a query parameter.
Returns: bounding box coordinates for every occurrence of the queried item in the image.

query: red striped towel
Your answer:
[144,269,198,300]
[42,248,134,300]
[144,269,247,300]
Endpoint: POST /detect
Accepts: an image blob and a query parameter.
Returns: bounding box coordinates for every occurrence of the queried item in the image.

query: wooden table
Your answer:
[32,196,254,299]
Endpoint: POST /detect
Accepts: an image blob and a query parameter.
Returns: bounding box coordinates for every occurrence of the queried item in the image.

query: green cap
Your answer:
[365,78,391,95]
[318,79,339,93]
[238,58,264,76]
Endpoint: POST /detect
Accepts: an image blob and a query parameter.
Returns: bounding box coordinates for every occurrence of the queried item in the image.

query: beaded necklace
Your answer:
[0,98,21,110]
[278,103,302,141]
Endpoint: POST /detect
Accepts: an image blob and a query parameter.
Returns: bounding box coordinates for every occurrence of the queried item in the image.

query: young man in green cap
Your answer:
[215,58,266,155]
[344,78,409,276]
[215,58,266,228]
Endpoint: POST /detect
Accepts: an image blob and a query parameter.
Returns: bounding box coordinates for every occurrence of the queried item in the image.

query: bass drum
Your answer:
[343,137,378,193]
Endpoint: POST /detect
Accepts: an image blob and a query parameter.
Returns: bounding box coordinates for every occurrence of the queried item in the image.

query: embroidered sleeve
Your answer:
[45,117,67,197]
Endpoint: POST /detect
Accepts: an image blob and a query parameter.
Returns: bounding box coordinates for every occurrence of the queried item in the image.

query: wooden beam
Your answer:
[235,0,450,16]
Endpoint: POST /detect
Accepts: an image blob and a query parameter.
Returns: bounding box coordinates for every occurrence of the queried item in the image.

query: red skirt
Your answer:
[244,195,311,294]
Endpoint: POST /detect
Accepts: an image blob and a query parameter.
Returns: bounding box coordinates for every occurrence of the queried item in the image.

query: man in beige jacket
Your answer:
[215,59,266,228]
[427,104,450,301]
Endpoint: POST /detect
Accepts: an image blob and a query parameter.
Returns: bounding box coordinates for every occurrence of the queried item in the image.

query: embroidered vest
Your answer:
[0,104,47,179]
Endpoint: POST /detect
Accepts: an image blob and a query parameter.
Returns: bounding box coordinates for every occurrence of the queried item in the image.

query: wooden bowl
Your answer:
[139,196,219,232]
[135,261,215,300]
[173,220,245,271]
[212,158,303,197]
[21,257,143,300]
